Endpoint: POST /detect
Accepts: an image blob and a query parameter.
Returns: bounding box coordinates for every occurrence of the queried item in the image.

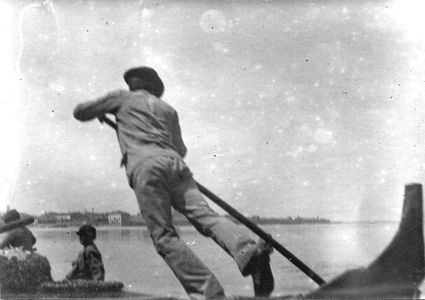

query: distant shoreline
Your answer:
[3,213,398,229]
[29,219,333,229]
[26,219,402,229]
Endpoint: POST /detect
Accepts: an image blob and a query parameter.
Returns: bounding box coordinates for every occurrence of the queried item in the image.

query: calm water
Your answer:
[24,223,416,297]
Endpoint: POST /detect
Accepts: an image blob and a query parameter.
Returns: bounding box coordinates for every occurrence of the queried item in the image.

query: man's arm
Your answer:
[170,111,187,158]
[65,253,82,280]
[73,90,124,121]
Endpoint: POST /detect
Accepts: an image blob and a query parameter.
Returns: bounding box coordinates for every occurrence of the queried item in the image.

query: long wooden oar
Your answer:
[0,217,34,234]
[197,183,325,286]
[101,116,326,286]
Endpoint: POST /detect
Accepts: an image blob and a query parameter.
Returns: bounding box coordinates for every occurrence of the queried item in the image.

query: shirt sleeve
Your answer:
[170,110,187,158]
[73,90,124,121]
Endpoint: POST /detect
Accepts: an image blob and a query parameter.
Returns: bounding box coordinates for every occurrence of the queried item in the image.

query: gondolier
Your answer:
[73,66,274,299]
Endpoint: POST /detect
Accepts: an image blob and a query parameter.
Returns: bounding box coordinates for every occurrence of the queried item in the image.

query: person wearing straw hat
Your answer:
[73,66,274,298]
[0,209,36,252]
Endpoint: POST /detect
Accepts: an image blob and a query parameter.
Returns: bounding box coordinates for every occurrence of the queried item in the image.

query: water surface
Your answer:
[28,223,414,297]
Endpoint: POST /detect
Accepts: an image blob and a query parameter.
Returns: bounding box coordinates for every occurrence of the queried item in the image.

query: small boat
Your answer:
[1,184,424,299]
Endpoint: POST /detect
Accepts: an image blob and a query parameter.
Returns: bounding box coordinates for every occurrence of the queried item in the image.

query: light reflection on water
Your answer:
[29,223,416,297]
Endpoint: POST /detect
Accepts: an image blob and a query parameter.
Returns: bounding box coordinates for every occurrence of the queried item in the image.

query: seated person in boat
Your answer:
[0,209,36,251]
[66,224,105,281]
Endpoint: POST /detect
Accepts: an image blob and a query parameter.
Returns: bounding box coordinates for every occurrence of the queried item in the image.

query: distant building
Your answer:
[37,212,69,224]
[108,211,131,225]
[37,211,108,226]
[37,212,61,224]
[129,213,146,226]
[54,214,71,222]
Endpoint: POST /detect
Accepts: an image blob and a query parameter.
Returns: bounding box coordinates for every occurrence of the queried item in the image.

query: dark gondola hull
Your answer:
[305,183,425,299]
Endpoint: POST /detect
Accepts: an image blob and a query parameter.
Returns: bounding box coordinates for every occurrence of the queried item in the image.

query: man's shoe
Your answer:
[246,240,274,297]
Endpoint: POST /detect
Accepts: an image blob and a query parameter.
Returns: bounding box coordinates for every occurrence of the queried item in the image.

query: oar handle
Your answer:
[196,182,326,286]
[101,115,326,286]
[101,116,117,130]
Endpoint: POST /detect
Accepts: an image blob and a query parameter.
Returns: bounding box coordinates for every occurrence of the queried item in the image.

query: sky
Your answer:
[0,0,425,221]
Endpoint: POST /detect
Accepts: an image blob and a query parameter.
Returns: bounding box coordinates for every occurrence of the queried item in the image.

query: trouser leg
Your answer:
[133,164,225,299]
[169,162,258,276]
[172,178,275,297]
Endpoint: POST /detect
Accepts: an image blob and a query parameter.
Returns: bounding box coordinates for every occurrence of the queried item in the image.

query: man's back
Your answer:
[73,88,187,175]
[115,90,177,151]
[112,90,187,172]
